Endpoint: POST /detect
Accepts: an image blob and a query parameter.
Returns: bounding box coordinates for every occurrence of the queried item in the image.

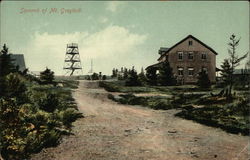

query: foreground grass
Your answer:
[101,81,249,135]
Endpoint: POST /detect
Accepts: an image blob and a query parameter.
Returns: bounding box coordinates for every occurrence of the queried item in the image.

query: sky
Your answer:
[0,1,249,75]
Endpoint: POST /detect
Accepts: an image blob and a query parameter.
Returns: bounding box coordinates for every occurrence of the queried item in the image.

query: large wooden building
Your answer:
[146,35,218,84]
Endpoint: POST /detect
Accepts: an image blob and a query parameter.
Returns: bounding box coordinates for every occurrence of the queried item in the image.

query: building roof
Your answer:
[145,62,164,70]
[10,54,26,72]
[157,35,218,61]
[158,47,169,55]
[233,69,250,75]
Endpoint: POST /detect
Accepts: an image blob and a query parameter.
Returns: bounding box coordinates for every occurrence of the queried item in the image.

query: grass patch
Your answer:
[176,96,250,135]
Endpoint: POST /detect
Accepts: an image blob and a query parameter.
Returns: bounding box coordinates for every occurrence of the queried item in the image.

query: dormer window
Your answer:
[201,53,207,60]
[178,52,183,60]
[188,41,193,46]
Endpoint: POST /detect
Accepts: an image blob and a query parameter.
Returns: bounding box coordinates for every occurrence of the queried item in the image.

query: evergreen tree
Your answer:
[157,61,176,86]
[91,72,99,80]
[220,59,232,86]
[111,68,117,78]
[197,70,211,88]
[125,66,141,86]
[227,34,248,96]
[146,67,157,86]
[40,68,55,84]
[123,68,128,79]
[138,67,147,85]
[0,44,17,96]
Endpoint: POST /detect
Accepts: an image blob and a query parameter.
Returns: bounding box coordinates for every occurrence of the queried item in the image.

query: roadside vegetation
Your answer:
[0,44,82,160]
[100,34,249,136]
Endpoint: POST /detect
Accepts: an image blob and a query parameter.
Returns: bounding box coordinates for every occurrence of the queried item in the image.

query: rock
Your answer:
[168,130,177,133]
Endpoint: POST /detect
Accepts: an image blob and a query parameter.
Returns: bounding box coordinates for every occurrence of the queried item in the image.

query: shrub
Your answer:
[37,93,60,112]
[0,98,28,160]
[3,73,27,101]
[57,108,83,128]
[91,73,99,80]
[125,67,141,86]
[146,67,157,86]
[99,81,120,92]
[197,70,211,88]
[40,68,55,85]
[157,61,176,86]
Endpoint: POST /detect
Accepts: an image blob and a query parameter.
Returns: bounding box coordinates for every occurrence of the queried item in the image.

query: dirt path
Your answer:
[32,81,249,160]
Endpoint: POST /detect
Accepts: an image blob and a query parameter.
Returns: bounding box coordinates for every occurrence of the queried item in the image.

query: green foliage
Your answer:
[146,67,157,85]
[0,98,28,160]
[57,108,83,128]
[37,93,60,112]
[102,75,107,80]
[138,68,147,86]
[91,72,99,80]
[3,73,27,100]
[99,81,120,92]
[0,44,18,96]
[197,70,211,88]
[157,61,176,86]
[0,44,16,78]
[125,67,141,86]
[220,59,232,86]
[40,68,55,85]
[226,34,248,96]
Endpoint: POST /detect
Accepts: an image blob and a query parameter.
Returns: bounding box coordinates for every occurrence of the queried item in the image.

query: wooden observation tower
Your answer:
[63,43,83,76]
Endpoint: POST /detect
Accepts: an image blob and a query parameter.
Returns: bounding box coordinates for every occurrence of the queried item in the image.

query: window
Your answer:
[189,41,193,46]
[201,53,207,60]
[188,52,194,60]
[178,67,184,76]
[188,68,194,76]
[178,52,183,60]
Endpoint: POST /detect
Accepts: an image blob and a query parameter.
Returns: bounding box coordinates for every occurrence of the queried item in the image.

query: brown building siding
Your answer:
[148,35,217,84]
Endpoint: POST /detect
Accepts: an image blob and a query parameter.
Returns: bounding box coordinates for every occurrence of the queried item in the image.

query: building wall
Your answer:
[159,37,216,83]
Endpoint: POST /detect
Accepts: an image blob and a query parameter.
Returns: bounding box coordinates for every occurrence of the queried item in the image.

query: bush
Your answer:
[3,73,27,102]
[37,93,60,112]
[197,70,211,88]
[125,67,141,86]
[40,68,55,85]
[99,81,121,92]
[176,96,250,135]
[57,108,83,128]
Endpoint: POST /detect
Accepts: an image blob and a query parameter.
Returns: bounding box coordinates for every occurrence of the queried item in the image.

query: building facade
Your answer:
[146,35,217,84]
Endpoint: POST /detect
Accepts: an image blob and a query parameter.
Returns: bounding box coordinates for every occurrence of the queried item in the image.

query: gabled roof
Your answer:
[157,35,218,61]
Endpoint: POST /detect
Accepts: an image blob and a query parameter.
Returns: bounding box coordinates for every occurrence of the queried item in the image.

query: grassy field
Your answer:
[100,80,250,135]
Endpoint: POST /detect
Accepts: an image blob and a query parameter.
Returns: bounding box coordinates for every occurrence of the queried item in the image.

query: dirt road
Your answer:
[32,81,249,160]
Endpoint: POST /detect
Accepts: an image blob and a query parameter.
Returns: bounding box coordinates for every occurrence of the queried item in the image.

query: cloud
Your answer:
[24,25,147,75]
[106,1,124,12]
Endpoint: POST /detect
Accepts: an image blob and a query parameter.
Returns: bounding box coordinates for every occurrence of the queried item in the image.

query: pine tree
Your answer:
[220,59,232,86]
[138,67,147,85]
[157,61,176,86]
[0,44,16,77]
[0,44,17,96]
[197,70,211,88]
[227,34,248,96]
[146,67,157,86]
[125,66,141,86]
[40,68,55,84]
[123,68,128,79]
